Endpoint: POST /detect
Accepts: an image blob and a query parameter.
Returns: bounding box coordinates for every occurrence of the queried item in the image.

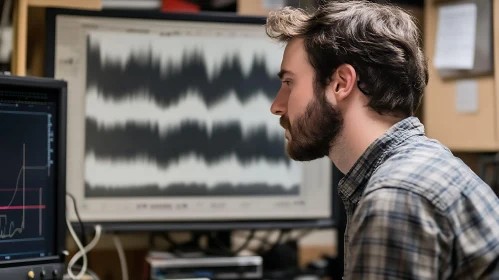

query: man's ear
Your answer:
[325,64,357,104]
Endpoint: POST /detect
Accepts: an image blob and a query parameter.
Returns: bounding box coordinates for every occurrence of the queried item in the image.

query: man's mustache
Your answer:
[280,115,290,130]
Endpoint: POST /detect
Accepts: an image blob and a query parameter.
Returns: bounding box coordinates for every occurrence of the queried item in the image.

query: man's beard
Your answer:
[280,91,343,161]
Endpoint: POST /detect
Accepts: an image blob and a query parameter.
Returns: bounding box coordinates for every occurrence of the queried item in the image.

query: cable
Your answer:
[113,235,129,280]
[67,224,102,279]
[242,233,273,252]
[233,230,255,255]
[291,229,313,241]
[158,232,184,257]
[65,194,102,279]
[161,232,180,248]
[268,230,286,253]
[257,230,274,252]
[65,217,88,279]
[66,193,87,251]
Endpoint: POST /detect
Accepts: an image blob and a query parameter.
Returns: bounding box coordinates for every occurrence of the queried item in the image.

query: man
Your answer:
[266,1,499,279]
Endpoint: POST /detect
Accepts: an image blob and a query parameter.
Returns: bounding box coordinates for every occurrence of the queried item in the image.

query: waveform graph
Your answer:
[84,151,302,197]
[85,30,284,134]
[0,107,53,259]
[85,30,284,105]
[0,144,46,239]
[83,29,301,198]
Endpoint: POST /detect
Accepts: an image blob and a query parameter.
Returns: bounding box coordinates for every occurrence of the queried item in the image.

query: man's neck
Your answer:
[329,110,404,174]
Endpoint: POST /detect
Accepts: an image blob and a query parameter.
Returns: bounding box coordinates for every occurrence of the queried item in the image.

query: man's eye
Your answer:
[283,80,291,86]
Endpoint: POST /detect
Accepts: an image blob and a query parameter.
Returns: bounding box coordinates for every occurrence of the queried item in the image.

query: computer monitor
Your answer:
[45,9,337,231]
[0,74,66,279]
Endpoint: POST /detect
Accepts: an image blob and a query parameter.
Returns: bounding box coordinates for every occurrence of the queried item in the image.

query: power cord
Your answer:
[66,221,102,279]
[65,194,103,279]
[233,230,255,255]
[113,235,129,280]
[66,193,88,253]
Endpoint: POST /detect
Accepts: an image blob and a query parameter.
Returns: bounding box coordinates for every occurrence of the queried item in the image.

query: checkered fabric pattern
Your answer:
[339,117,499,279]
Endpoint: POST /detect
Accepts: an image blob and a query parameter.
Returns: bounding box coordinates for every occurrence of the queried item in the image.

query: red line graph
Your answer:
[0,144,48,239]
[0,205,45,210]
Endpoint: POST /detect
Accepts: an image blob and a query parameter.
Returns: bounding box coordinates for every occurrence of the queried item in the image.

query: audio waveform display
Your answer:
[84,152,301,196]
[85,183,299,197]
[84,30,300,197]
[85,118,289,167]
[86,32,281,106]
[85,87,282,139]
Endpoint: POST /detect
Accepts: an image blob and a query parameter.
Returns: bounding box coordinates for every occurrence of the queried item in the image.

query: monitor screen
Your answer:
[45,9,335,230]
[0,77,65,264]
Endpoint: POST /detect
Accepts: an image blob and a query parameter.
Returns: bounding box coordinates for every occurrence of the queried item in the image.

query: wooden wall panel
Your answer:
[423,0,498,151]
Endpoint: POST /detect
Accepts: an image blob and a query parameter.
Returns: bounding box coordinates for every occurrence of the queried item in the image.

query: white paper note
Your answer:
[455,79,478,113]
[434,3,477,69]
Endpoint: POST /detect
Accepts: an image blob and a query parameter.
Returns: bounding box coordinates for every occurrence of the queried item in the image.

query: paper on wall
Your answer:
[434,3,477,70]
[455,79,478,113]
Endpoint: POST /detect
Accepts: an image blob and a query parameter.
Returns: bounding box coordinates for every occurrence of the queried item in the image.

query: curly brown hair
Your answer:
[265,0,428,117]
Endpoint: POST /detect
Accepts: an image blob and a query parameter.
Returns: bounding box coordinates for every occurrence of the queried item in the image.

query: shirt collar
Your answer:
[337,116,425,205]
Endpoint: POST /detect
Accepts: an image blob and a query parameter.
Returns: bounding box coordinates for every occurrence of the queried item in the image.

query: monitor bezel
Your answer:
[44,8,339,232]
[0,74,67,267]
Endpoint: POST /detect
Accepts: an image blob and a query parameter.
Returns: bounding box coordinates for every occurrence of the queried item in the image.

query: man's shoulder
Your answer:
[366,137,492,212]
[361,137,499,279]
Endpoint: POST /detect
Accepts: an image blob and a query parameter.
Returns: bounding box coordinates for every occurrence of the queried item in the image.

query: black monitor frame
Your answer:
[44,8,340,232]
[0,74,67,269]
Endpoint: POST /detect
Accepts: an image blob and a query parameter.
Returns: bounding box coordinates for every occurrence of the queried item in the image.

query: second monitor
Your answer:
[45,9,335,230]
[0,74,66,280]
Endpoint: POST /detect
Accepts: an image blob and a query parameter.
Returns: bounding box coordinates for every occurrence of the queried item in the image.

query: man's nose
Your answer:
[270,89,288,116]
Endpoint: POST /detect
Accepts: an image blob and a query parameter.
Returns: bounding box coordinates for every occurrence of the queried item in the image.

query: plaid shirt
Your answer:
[339,117,499,279]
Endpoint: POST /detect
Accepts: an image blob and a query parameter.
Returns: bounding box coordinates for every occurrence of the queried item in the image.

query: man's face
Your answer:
[271,38,343,161]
